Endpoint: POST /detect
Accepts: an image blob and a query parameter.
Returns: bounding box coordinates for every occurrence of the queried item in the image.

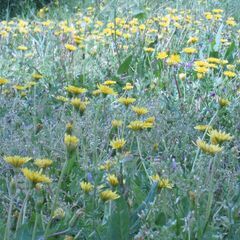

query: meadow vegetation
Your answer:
[0,0,240,239]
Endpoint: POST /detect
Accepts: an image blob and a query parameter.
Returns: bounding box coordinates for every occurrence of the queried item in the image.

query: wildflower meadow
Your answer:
[0,0,239,239]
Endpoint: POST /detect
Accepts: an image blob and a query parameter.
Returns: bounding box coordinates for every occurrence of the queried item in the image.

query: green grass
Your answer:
[0,0,240,239]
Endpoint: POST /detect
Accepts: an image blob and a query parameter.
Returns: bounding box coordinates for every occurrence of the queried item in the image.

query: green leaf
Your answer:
[213,24,223,52]
[132,10,146,20]
[117,55,132,75]
[224,42,235,62]
[107,198,130,240]
[130,182,158,236]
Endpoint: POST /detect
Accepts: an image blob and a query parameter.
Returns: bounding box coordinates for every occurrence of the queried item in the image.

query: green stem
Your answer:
[4,195,14,240]
[44,153,69,238]
[191,110,218,173]
[136,136,151,183]
[15,189,31,237]
[32,212,39,240]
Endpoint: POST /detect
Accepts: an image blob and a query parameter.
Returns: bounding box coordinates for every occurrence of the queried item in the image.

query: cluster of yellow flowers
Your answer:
[195,126,233,155]
[3,156,52,184]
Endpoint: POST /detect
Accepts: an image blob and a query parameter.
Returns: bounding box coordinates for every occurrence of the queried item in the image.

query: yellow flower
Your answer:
[3,156,31,168]
[100,190,120,202]
[224,71,236,78]
[144,47,155,53]
[167,54,181,65]
[196,139,223,155]
[64,235,74,240]
[151,174,160,182]
[142,122,154,129]
[104,80,116,85]
[195,67,208,74]
[32,73,43,80]
[207,57,221,64]
[64,134,79,151]
[65,44,77,51]
[70,98,89,113]
[194,125,212,132]
[128,120,145,131]
[226,18,236,26]
[156,51,168,60]
[151,174,173,189]
[209,130,233,145]
[187,37,198,44]
[183,47,197,54]
[66,122,74,135]
[219,98,230,107]
[159,179,173,189]
[110,138,126,150]
[34,159,53,168]
[145,116,155,124]
[99,160,113,171]
[107,174,119,187]
[22,168,51,184]
[80,181,94,193]
[17,45,28,51]
[179,73,186,80]
[55,96,69,102]
[118,97,136,106]
[53,208,65,219]
[132,106,148,116]
[0,77,9,85]
[65,85,87,95]
[13,85,27,91]
[123,83,134,91]
[111,119,123,128]
[97,84,117,95]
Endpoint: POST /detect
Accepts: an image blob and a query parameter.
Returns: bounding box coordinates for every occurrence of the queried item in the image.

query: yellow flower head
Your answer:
[187,37,198,44]
[224,71,236,78]
[183,47,197,54]
[123,83,134,91]
[97,84,117,95]
[132,106,148,116]
[194,125,212,132]
[34,158,53,168]
[167,54,181,65]
[65,85,87,95]
[17,45,28,51]
[65,44,77,51]
[159,178,173,189]
[218,98,230,107]
[99,160,113,171]
[64,134,79,151]
[128,120,145,131]
[196,139,223,155]
[104,80,116,85]
[100,190,120,202]
[80,181,94,193]
[209,130,233,145]
[110,138,126,150]
[32,73,43,80]
[144,116,155,124]
[70,98,89,113]
[55,96,69,102]
[107,174,119,187]
[4,156,31,168]
[156,51,168,60]
[151,174,173,189]
[118,97,136,106]
[0,77,9,85]
[22,168,51,184]
[111,119,123,128]
[53,208,65,220]
[179,73,186,80]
